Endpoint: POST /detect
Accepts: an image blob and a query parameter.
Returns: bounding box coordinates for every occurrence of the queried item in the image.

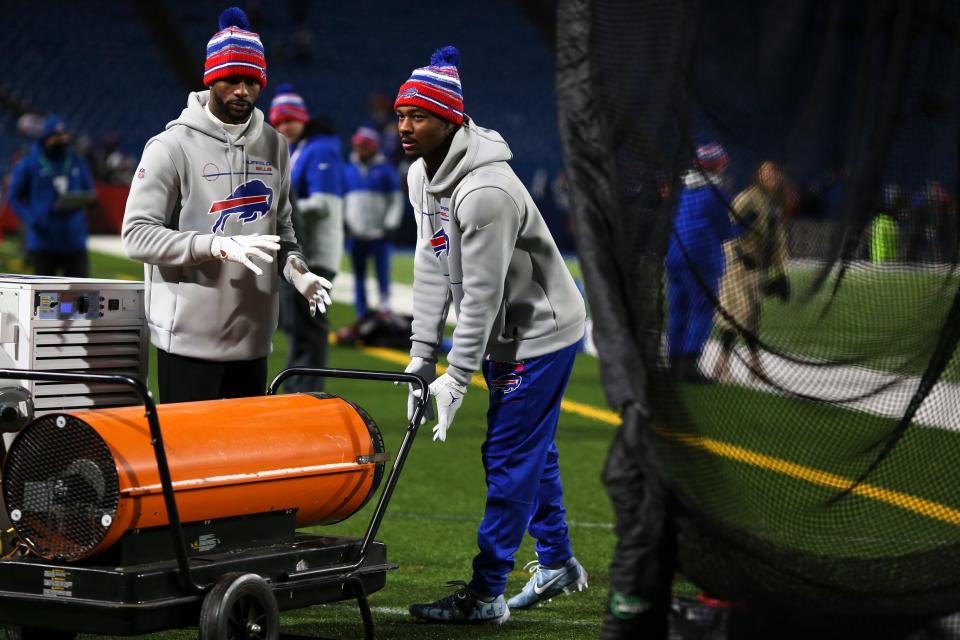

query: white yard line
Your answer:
[90,236,954,431]
[697,340,960,431]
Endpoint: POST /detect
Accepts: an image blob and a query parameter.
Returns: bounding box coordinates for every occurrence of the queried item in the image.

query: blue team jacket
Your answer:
[666,177,737,276]
[7,144,94,253]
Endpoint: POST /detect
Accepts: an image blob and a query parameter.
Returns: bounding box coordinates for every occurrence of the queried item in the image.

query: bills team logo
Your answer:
[491,363,524,395]
[209,179,273,234]
[431,228,449,258]
[439,204,450,221]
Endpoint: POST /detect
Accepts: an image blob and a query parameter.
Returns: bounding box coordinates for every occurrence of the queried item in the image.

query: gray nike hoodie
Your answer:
[407,118,586,384]
[122,91,304,361]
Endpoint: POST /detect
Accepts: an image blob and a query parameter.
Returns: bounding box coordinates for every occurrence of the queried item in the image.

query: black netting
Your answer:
[4,414,118,560]
[558,0,960,631]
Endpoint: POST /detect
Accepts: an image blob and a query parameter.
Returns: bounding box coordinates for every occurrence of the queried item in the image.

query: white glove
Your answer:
[428,373,467,442]
[283,256,333,316]
[396,357,436,424]
[211,234,280,276]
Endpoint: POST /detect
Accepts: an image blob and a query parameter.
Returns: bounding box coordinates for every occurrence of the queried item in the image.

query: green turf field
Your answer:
[58,247,614,639]
[756,266,959,381]
[669,383,960,559]
[3,243,957,635]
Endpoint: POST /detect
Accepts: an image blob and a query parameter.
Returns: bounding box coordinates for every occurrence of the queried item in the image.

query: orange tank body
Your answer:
[8,394,383,560]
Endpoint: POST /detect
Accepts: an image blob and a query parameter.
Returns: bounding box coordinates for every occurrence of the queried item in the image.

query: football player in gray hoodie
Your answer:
[122,8,331,403]
[397,47,588,625]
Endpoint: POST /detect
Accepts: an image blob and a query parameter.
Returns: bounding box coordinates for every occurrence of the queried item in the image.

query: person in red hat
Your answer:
[268,84,344,393]
[665,141,744,383]
[342,125,403,321]
[394,45,589,625]
[122,7,331,403]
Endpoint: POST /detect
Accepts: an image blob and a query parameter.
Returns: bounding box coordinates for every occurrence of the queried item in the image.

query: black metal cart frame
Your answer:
[0,366,430,640]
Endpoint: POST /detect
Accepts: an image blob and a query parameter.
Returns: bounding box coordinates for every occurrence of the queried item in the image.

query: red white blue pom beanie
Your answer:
[203,7,267,88]
[269,84,309,126]
[394,46,464,125]
[695,142,729,173]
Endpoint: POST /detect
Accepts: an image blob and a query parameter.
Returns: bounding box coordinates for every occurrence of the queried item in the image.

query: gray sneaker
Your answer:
[409,581,510,624]
[507,557,588,609]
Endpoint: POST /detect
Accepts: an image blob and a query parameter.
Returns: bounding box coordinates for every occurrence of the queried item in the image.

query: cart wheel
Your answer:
[4,627,76,640]
[199,573,279,640]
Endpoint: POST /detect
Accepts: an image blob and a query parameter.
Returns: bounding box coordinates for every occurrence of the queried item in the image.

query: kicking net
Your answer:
[557,0,960,629]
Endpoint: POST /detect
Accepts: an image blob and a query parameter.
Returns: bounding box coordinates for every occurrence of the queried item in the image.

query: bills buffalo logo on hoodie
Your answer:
[431,228,449,258]
[209,179,274,234]
[491,362,524,394]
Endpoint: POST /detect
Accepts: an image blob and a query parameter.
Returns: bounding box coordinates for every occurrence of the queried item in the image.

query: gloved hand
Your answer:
[765,274,790,302]
[283,255,333,316]
[396,357,436,424]
[429,373,468,442]
[211,234,280,276]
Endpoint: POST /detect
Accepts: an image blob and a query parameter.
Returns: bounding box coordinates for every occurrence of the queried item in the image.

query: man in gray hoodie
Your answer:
[397,47,588,625]
[122,8,331,403]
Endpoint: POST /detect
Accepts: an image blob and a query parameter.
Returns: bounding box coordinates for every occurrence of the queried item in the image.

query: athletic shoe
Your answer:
[507,556,589,609]
[409,580,510,624]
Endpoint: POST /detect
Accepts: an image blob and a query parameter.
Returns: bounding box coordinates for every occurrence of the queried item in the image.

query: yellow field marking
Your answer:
[660,430,960,527]
[349,339,959,526]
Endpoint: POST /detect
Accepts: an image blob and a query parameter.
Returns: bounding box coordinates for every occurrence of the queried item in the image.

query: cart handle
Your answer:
[0,368,203,594]
[267,367,429,581]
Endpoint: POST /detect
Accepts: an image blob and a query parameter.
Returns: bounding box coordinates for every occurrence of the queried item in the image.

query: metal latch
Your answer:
[355,452,390,464]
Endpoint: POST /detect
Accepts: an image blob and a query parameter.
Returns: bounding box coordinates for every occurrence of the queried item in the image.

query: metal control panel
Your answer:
[34,290,142,321]
[0,276,147,417]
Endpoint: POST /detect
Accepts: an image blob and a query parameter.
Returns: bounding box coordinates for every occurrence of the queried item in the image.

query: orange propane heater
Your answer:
[0,367,428,640]
[3,393,386,561]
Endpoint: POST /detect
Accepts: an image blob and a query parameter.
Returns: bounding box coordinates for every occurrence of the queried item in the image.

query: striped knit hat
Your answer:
[269,84,309,126]
[695,142,729,173]
[352,126,381,150]
[203,7,267,88]
[394,46,464,125]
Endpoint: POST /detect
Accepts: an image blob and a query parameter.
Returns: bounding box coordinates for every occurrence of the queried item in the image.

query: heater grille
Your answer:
[30,328,145,411]
[4,414,118,560]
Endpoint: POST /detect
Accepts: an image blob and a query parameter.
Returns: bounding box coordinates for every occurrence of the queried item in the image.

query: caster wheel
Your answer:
[199,572,279,640]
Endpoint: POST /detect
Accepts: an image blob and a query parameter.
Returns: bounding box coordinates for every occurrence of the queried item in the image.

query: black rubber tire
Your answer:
[4,627,76,640]
[198,573,279,640]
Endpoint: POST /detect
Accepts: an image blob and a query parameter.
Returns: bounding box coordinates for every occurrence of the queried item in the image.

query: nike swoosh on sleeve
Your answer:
[474,222,494,231]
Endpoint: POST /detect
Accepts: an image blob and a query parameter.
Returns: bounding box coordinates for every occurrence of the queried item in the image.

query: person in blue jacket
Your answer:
[665,142,742,383]
[270,85,344,392]
[8,115,96,276]
[342,125,404,320]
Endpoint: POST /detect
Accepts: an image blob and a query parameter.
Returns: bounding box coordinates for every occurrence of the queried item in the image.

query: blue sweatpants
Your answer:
[350,238,391,318]
[666,261,722,358]
[469,342,579,597]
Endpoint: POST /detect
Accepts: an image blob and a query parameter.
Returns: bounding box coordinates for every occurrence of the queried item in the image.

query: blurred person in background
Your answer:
[122,7,330,403]
[343,125,403,326]
[90,133,137,185]
[368,92,402,164]
[7,115,96,277]
[396,46,588,625]
[712,160,790,382]
[871,184,903,265]
[269,84,344,392]
[666,141,740,383]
